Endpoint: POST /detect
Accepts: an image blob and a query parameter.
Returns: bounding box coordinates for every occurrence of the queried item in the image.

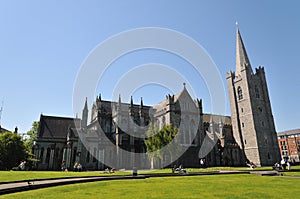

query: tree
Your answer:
[24,121,39,168]
[0,131,27,170]
[25,121,39,151]
[145,123,180,169]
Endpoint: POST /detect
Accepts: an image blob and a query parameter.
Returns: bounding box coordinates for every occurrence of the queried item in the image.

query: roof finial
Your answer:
[183,82,186,88]
[118,94,121,104]
[140,97,143,107]
[84,97,88,110]
[236,21,239,29]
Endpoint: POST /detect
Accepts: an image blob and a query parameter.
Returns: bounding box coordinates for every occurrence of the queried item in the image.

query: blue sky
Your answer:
[0,1,299,134]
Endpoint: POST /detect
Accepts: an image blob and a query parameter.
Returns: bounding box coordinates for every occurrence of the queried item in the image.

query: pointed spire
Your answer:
[81,98,88,128]
[130,96,133,107]
[140,97,143,108]
[84,97,88,110]
[129,96,134,116]
[199,99,203,114]
[118,94,121,104]
[139,97,144,117]
[236,26,253,74]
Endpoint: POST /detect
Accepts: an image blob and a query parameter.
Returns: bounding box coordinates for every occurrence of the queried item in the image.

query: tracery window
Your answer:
[105,119,111,133]
[237,86,243,100]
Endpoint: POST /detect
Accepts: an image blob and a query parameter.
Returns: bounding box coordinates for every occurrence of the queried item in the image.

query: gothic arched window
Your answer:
[93,147,97,162]
[45,147,51,164]
[237,86,243,100]
[40,147,44,163]
[162,116,166,127]
[105,119,111,133]
[86,147,90,163]
[190,120,196,144]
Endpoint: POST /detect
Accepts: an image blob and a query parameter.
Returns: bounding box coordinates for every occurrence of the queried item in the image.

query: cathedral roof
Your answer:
[37,114,81,139]
[173,83,188,102]
[203,114,231,125]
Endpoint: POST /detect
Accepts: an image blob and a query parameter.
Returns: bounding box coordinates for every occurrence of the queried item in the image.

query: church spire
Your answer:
[82,97,88,128]
[236,26,253,74]
[84,97,88,111]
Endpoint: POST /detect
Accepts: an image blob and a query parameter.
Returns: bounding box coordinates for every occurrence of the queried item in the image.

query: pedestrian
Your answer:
[73,162,78,172]
[281,159,286,170]
[77,163,82,172]
[287,161,291,170]
[18,161,26,170]
[200,159,204,168]
[61,161,66,172]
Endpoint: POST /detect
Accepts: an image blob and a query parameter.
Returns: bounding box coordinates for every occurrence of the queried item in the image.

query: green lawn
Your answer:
[1,165,299,183]
[0,167,256,182]
[138,167,263,175]
[1,174,300,199]
[0,171,131,183]
[281,171,300,176]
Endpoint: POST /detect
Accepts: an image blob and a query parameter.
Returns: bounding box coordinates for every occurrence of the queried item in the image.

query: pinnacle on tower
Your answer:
[140,97,143,108]
[118,94,121,104]
[84,97,88,111]
[236,27,253,74]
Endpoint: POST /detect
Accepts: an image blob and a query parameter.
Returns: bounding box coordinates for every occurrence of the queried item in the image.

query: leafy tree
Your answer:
[145,124,180,168]
[24,121,39,168]
[0,131,27,170]
[25,121,39,151]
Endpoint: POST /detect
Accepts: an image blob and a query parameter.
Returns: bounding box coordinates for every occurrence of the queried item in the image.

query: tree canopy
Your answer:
[145,123,180,167]
[25,121,39,151]
[0,131,27,170]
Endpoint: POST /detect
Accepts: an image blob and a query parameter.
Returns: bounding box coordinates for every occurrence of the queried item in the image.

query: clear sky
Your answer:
[0,0,299,134]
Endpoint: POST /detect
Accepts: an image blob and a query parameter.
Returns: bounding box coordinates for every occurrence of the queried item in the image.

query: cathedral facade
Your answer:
[33,28,279,170]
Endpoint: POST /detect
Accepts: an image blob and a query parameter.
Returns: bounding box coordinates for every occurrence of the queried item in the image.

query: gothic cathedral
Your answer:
[33,27,280,170]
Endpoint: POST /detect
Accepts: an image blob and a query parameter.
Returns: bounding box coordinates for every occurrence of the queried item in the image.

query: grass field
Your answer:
[1,166,299,198]
[0,167,259,183]
[0,171,131,183]
[1,166,299,183]
[1,174,300,199]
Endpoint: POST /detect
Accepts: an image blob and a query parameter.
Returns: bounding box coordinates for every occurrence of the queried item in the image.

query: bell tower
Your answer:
[226,26,280,166]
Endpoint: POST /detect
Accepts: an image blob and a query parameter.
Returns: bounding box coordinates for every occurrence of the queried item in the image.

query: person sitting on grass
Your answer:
[272,161,279,170]
[178,164,187,174]
[77,163,82,172]
[281,158,287,170]
[246,161,256,170]
[18,160,26,170]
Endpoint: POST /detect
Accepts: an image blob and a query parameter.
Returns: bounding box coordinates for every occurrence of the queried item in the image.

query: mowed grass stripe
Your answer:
[1,174,300,199]
[1,165,300,183]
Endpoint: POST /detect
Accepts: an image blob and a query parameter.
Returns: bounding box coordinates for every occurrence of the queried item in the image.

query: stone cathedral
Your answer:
[33,28,280,170]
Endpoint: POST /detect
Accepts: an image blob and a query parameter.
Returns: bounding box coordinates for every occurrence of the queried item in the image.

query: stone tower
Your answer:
[226,27,280,166]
